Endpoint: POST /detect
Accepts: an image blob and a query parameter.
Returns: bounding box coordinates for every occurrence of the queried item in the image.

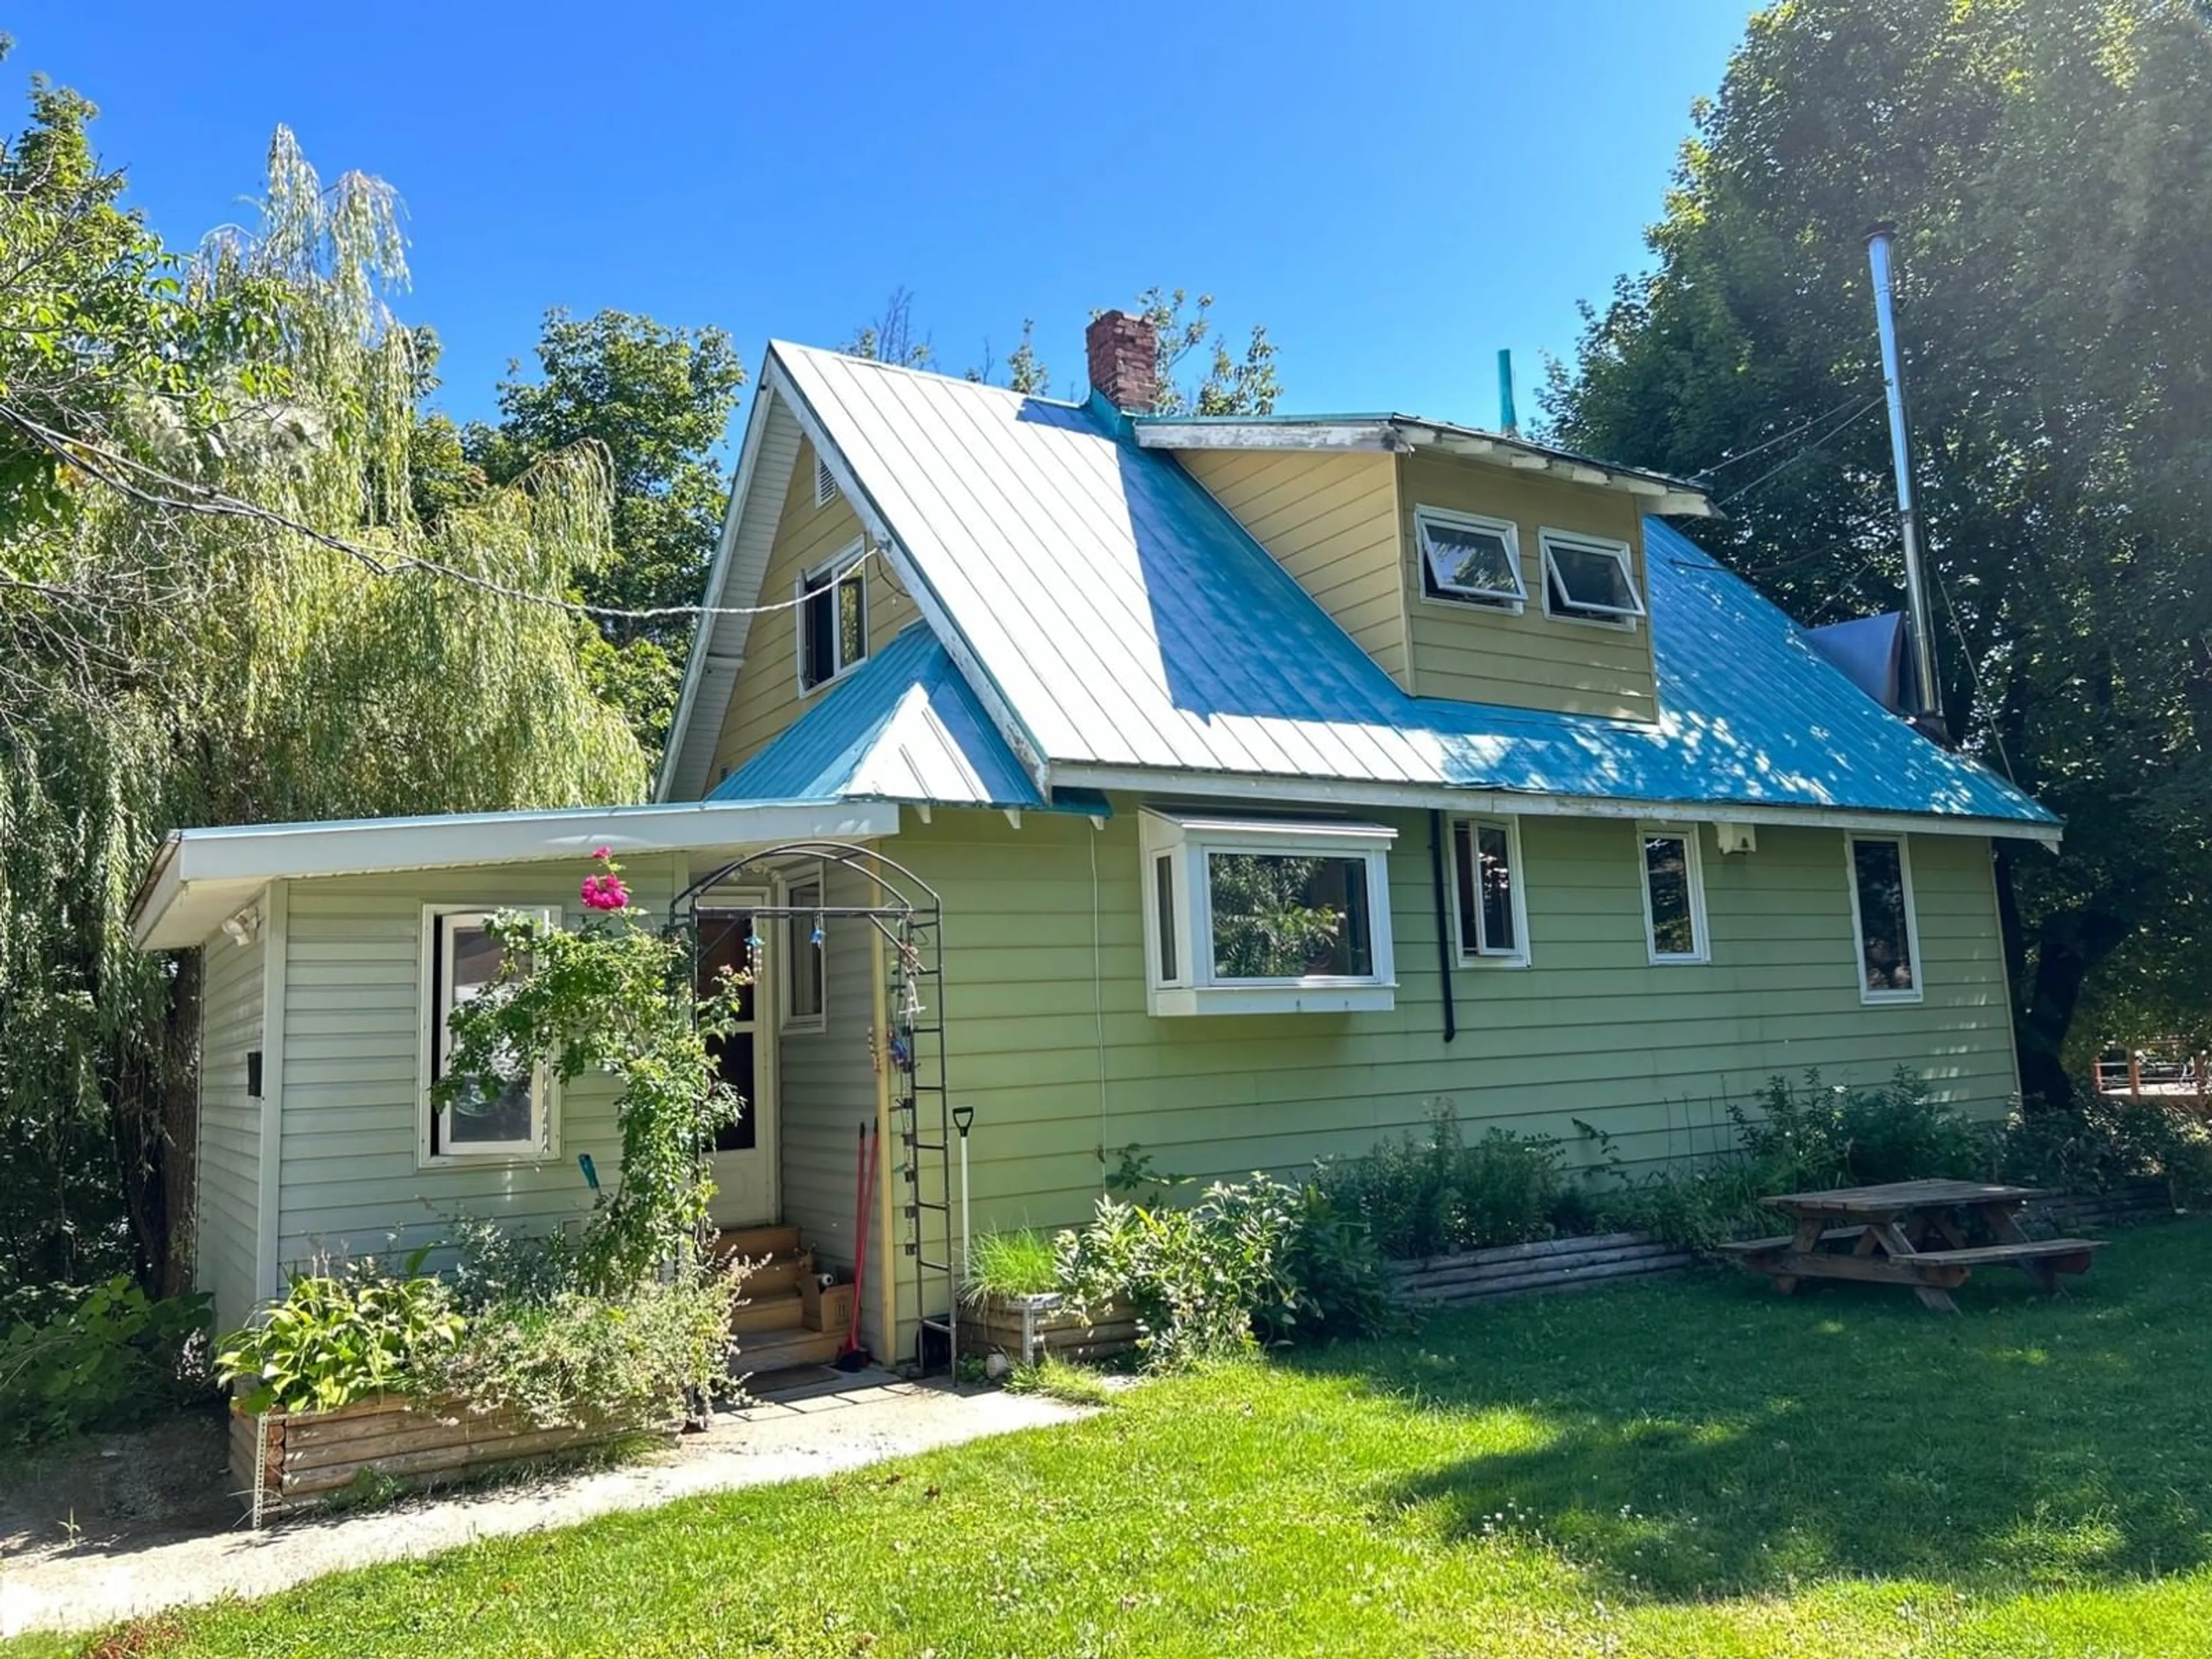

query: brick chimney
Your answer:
[1086,310,1158,412]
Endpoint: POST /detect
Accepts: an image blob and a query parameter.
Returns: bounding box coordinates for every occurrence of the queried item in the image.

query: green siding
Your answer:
[903,802,2020,1237]
[271,858,684,1274]
[195,911,266,1335]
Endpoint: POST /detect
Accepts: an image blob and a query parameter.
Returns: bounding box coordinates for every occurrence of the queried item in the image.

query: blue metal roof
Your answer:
[726,344,2052,832]
[715,623,1104,816]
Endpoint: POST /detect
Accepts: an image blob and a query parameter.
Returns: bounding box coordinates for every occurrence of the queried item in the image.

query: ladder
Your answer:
[885,910,957,1372]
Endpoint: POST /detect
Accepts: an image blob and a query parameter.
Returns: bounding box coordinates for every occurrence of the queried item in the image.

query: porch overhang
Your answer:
[129,798,902,951]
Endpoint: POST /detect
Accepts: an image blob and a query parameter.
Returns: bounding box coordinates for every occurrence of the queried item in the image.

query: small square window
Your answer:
[1415,507,1525,609]
[1449,816,1529,965]
[1540,531,1645,625]
[798,545,868,691]
[1639,825,1708,964]
[1847,835,1922,1003]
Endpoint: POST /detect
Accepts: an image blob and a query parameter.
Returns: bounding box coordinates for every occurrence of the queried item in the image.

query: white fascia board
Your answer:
[131,798,902,950]
[1133,421,1401,453]
[1061,764,2062,846]
[656,373,785,803]
[760,350,1055,801]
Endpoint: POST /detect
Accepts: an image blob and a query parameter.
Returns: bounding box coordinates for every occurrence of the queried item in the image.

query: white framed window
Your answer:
[1447,816,1531,967]
[814,453,840,509]
[1638,824,1709,964]
[1846,834,1923,1004]
[1415,506,1525,611]
[419,906,559,1164]
[783,873,827,1030]
[1540,529,1645,627]
[1140,809,1397,1016]
[797,542,868,692]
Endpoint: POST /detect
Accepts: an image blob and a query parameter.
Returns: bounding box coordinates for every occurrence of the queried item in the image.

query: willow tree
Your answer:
[1,88,645,1294]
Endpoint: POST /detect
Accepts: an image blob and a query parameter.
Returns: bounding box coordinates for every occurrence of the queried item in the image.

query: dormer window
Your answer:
[1540,529,1645,627]
[1416,506,1524,611]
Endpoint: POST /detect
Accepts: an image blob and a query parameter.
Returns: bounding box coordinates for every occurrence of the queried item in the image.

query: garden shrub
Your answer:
[0,1278,212,1447]
[1732,1069,1982,1191]
[215,1255,463,1415]
[1316,1105,1563,1257]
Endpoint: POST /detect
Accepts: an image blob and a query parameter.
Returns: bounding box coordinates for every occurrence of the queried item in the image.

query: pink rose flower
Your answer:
[592,845,613,862]
[579,872,631,911]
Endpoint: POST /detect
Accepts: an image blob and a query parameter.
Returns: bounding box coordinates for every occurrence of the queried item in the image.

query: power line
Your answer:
[1713,396,1887,512]
[1693,391,1882,478]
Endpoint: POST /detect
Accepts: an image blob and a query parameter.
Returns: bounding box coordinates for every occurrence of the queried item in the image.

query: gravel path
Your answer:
[1,1373,1084,1638]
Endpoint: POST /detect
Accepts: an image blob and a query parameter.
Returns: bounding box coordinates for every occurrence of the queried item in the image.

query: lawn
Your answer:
[21,1219,2212,1658]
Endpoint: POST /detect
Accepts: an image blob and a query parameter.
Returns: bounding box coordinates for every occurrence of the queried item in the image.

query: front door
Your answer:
[697,907,777,1227]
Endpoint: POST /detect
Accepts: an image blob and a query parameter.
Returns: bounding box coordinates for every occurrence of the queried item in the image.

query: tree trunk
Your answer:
[2013,901,2132,1113]
[109,949,203,1298]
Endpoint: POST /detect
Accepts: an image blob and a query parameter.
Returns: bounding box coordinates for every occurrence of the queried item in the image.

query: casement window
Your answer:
[1447,816,1530,967]
[1415,506,1525,611]
[422,907,558,1162]
[1141,809,1397,1016]
[1638,825,1709,964]
[1846,834,1922,1003]
[784,875,827,1029]
[798,543,868,692]
[1540,529,1645,626]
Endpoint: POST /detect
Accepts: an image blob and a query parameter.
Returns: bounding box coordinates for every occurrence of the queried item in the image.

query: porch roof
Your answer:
[130,798,900,951]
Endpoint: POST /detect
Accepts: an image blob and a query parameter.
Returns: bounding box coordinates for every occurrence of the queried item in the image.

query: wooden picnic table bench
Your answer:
[1713,1178,2105,1312]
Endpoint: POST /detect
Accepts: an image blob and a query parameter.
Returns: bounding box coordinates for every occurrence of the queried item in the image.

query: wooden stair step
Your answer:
[738,1324,844,1373]
[738,1253,812,1297]
[730,1289,807,1334]
[715,1224,801,1260]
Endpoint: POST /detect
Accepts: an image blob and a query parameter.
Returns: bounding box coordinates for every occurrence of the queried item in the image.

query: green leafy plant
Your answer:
[436,849,745,1287]
[215,1257,463,1416]
[1316,1105,1562,1257]
[422,1264,741,1430]
[963,1228,1059,1301]
[1003,1358,1113,1407]
[0,1279,212,1447]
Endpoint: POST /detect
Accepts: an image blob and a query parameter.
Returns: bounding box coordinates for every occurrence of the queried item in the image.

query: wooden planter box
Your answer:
[960,1291,1136,1365]
[230,1392,664,1520]
[1386,1231,1694,1307]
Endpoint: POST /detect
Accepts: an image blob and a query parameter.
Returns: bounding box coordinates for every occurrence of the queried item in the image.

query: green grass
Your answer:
[961,1226,1060,1299]
[24,1219,2212,1657]
[1003,1355,1116,1407]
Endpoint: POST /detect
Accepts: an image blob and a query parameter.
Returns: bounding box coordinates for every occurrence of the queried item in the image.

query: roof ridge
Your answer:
[768,338,1088,410]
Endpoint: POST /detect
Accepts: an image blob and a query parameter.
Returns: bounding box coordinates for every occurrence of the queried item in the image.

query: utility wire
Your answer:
[1931,560,2019,785]
[1713,396,1886,512]
[1692,391,1883,478]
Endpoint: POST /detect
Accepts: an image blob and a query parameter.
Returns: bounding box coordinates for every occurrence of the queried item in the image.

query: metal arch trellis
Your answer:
[670,841,959,1374]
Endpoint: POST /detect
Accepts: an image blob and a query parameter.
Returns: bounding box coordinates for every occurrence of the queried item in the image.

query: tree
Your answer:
[1543,0,2212,1105]
[467,309,747,753]
[0,90,643,1294]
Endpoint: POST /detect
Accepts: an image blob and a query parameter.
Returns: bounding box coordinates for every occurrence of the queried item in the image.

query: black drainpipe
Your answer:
[1428,809,1457,1043]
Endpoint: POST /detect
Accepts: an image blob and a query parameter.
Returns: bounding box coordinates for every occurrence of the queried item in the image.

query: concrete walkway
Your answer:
[1,1372,1085,1638]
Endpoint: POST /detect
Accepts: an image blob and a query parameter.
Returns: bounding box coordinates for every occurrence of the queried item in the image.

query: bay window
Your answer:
[1141,810,1397,1015]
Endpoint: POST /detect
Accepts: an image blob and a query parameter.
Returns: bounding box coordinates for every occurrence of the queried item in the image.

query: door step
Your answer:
[731,1289,807,1334]
[714,1223,801,1260]
[738,1324,844,1373]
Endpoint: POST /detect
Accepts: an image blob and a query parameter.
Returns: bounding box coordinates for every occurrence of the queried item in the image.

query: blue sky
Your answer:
[12,2,1752,441]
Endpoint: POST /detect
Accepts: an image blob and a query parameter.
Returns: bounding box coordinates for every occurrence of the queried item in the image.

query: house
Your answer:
[130,310,2059,1366]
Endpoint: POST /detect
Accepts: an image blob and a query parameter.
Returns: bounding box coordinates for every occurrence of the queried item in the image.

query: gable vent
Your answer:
[814,455,839,509]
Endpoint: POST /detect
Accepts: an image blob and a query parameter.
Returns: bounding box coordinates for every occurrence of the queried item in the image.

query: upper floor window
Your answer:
[1846,834,1922,1003]
[798,543,868,692]
[1540,529,1645,627]
[1415,506,1525,611]
[1448,815,1529,967]
[1141,809,1397,1016]
[1639,825,1709,964]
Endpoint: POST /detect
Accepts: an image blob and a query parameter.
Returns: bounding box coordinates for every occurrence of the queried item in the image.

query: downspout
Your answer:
[1429,811,1457,1043]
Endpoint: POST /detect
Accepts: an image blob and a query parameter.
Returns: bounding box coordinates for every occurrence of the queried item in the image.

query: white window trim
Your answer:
[417,904,560,1168]
[780,869,828,1033]
[1139,809,1397,1016]
[1446,815,1532,968]
[1637,822,1710,965]
[1413,505,1526,612]
[1845,833,1925,1006]
[795,540,868,696]
[1539,528,1645,628]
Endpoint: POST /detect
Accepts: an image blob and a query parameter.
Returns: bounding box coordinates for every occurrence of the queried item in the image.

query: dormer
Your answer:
[1142,412,1710,722]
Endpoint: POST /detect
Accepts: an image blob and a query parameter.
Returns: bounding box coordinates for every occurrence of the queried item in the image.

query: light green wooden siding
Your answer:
[774,858,880,1278]
[707,438,921,787]
[1180,449,1409,687]
[195,914,265,1335]
[1397,454,1658,720]
[906,804,2017,1237]
[272,857,684,1272]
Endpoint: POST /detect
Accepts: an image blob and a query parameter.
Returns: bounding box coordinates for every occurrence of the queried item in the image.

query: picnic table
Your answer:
[1715,1178,2105,1312]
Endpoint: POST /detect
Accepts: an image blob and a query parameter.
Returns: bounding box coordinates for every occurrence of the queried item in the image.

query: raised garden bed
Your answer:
[960,1291,1137,1365]
[1387,1231,1694,1306]
[230,1393,665,1521]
